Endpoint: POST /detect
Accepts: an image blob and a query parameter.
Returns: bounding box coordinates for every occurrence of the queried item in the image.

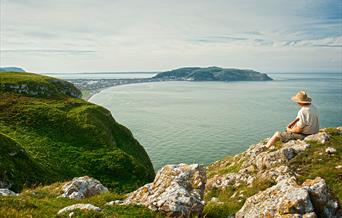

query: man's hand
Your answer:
[287,118,300,128]
[290,126,303,134]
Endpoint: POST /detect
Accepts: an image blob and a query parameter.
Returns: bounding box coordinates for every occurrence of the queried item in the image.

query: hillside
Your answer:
[153,67,272,81]
[0,67,25,72]
[203,128,342,217]
[0,128,340,217]
[0,72,155,193]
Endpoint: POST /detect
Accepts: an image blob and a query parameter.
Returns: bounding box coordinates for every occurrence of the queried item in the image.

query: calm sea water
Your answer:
[89,73,342,170]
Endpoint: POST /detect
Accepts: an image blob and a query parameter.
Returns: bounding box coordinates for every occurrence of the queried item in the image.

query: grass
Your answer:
[288,129,342,201]
[0,72,81,98]
[206,156,242,178]
[0,72,155,193]
[203,178,275,217]
[0,183,163,218]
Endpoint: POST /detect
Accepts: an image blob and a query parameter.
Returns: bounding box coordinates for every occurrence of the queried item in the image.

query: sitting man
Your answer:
[266,91,320,147]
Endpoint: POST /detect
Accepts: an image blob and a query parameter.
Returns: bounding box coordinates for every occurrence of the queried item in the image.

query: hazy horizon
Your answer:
[1,0,341,73]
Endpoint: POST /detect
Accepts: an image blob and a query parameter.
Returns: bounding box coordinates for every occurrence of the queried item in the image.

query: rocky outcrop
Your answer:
[111,163,206,217]
[205,129,341,217]
[59,176,108,199]
[57,203,101,215]
[0,188,18,196]
[236,177,340,218]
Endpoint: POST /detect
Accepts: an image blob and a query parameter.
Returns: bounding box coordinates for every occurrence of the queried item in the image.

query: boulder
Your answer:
[57,203,101,215]
[236,177,340,218]
[304,132,330,144]
[302,177,340,218]
[59,176,108,199]
[119,163,206,217]
[0,188,17,196]
[236,178,314,218]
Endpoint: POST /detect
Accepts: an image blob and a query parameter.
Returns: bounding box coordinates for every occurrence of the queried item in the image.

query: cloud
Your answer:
[0,0,341,73]
[1,49,96,54]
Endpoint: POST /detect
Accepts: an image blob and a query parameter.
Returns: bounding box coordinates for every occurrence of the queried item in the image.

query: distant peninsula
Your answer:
[67,67,273,99]
[0,67,25,72]
[153,67,273,81]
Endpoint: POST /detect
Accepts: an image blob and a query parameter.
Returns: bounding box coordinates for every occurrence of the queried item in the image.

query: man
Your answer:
[266,91,320,147]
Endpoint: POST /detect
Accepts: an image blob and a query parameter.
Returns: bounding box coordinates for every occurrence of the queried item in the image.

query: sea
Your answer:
[54,72,342,171]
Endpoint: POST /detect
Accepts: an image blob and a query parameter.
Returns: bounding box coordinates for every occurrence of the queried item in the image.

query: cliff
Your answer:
[153,67,273,81]
[0,72,155,193]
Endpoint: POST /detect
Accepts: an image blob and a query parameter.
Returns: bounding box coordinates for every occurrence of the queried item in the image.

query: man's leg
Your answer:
[266,131,281,147]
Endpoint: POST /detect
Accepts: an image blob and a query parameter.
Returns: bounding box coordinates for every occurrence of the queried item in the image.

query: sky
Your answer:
[0,0,341,73]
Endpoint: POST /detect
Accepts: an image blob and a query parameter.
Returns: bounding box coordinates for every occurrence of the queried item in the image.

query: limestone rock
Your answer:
[302,177,340,218]
[59,176,108,199]
[236,177,340,218]
[305,132,330,144]
[119,163,206,217]
[57,203,101,215]
[236,178,314,218]
[0,188,17,196]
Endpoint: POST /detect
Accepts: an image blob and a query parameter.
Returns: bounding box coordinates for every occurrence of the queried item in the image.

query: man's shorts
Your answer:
[279,131,308,143]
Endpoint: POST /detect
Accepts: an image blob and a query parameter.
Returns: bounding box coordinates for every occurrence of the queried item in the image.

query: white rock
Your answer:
[59,176,108,199]
[0,188,18,196]
[57,204,101,215]
[305,132,330,144]
[236,178,314,218]
[325,147,336,154]
[118,163,206,217]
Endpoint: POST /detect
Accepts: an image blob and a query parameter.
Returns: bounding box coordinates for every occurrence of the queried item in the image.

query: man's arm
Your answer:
[287,117,300,128]
[287,125,303,133]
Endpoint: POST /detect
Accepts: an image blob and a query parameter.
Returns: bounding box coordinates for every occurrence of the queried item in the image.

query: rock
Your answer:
[325,147,336,154]
[305,132,330,144]
[236,178,315,218]
[106,200,124,206]
[57,204,101,215]
[335,165,342,169]
[59,176,108,199]
[302,177,340,218]
[0,188,17,196]
[236,177,340,218]
[118,163,206,217]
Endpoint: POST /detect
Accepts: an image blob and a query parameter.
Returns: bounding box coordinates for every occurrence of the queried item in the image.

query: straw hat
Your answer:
[291,91,312,104]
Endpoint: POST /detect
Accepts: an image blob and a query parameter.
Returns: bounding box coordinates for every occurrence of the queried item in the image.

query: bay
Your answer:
[89,73,342,170]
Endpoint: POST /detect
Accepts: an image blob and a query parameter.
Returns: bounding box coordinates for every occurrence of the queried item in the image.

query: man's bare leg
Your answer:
[266,131,281,147]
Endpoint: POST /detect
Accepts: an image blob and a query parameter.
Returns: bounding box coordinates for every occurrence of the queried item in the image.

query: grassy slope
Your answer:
[0,182,163,218]
[0,72,155,193]
[0,133,51,192]
[203,129,342,217]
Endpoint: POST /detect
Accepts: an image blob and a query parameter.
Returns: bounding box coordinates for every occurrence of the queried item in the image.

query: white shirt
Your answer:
[296,104,320,135]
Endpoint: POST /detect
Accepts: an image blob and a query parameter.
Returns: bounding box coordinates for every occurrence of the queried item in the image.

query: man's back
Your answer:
[297,104,320,135]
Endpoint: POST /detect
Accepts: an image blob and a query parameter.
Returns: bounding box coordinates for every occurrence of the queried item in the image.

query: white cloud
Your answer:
[0,0,341,73]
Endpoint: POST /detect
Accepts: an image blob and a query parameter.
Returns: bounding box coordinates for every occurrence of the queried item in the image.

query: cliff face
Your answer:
[0,72,155,192]
[153,67,273,81]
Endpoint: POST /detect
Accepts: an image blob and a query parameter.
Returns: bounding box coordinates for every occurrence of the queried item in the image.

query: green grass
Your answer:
[288,130,342,201]
[0,183,163,218]
[0,72,81,98]
[203,178,275,217]
[0,72,155,193]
